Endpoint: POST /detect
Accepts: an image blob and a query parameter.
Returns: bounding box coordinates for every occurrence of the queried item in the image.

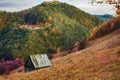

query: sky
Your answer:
[0,0,116,15]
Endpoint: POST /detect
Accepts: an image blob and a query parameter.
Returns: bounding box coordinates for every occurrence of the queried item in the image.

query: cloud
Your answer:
[0,3,16,7]
[0,0,46,11]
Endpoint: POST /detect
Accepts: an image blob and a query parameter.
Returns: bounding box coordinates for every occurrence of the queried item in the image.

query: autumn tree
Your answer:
[91,0,120,16]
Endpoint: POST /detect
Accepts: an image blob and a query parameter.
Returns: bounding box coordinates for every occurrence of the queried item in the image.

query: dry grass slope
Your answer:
[0,29,120,80]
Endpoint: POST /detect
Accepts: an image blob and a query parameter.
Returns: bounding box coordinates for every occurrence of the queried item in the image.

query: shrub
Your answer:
[0,63,6,75]
[0,58,24,75]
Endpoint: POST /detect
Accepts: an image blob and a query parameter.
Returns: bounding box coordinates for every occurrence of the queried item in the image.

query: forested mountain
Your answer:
[94,14,113,21]
[0,1,102,29]
[0,1,103,60]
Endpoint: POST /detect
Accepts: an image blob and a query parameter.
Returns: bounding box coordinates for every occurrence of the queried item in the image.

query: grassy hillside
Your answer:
[0,1,103,60]
[0,27,120,80]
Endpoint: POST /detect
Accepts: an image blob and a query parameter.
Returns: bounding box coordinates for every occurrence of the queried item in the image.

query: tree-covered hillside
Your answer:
[23,1,102,28]
[91,16,120,39]
[0,1,103,60]
[0,1,103,29]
